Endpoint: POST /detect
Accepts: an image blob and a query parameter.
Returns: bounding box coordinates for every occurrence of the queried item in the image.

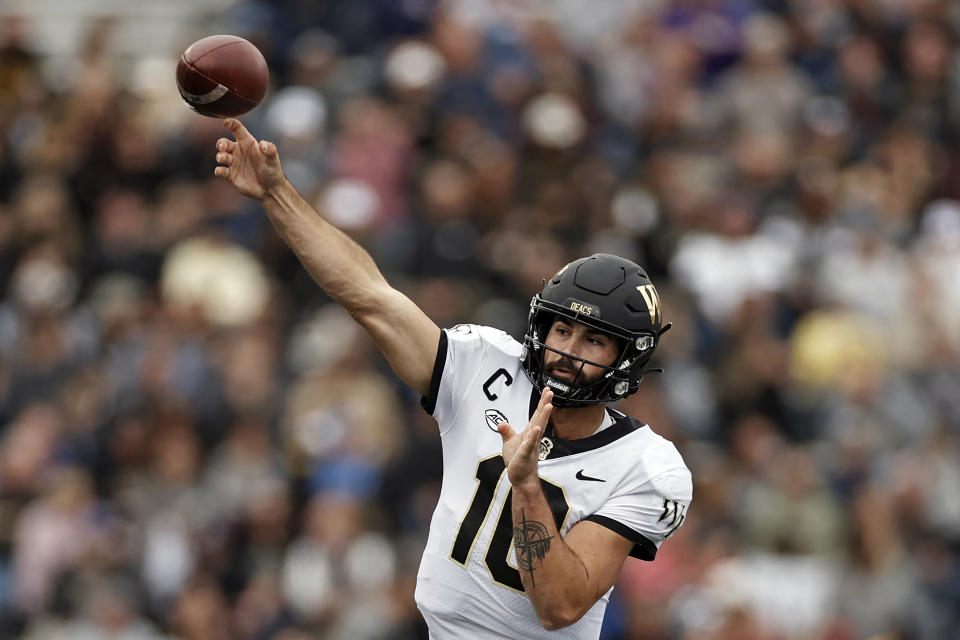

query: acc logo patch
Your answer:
[484,409,508,432]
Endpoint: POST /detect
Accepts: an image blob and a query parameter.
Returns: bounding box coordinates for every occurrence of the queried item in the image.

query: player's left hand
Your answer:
[497,388,553,489]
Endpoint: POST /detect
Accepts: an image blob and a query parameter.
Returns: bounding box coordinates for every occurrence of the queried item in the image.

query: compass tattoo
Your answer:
[512,508,554,587]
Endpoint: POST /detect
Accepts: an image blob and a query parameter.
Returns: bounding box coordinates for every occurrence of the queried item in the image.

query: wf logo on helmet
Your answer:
[636,285,661,324]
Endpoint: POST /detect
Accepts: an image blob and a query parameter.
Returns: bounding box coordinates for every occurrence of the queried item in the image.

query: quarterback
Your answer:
[213,119,692,639]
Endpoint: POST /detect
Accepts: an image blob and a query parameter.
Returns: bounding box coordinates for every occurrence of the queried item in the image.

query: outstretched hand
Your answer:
[213,118,286,201]
[497,388,553,489]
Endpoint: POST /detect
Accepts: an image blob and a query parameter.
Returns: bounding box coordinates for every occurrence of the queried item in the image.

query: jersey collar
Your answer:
[529,387,642,460]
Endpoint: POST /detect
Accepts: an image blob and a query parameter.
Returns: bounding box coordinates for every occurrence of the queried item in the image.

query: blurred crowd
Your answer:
[0,0,959,638]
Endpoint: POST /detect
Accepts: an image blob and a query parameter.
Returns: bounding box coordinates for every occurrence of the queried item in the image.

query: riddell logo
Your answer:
[484,409,508,432]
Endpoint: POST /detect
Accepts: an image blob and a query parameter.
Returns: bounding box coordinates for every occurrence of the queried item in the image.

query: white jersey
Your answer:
[415,325,693,640]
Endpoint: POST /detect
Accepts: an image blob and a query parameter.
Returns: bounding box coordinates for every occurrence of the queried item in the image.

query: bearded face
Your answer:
[542,318,620,388]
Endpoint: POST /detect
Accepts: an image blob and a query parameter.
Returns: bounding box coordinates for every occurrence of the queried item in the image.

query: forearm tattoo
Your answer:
[512,508,554,587]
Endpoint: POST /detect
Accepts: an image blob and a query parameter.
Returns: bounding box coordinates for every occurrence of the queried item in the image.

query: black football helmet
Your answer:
[520,254,669,407]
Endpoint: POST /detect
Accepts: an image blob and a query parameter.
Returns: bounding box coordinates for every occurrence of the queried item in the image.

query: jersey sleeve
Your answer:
[420,324,514,435]
[585,444,693,560]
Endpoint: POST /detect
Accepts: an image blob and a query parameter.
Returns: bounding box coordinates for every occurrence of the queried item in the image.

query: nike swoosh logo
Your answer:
[576,470,606,483]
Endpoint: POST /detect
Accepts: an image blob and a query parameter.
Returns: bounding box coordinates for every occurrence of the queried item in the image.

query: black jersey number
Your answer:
[450,455,569,592]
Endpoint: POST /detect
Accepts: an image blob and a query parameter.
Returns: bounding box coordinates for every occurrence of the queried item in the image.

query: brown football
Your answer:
[176,35,269,118]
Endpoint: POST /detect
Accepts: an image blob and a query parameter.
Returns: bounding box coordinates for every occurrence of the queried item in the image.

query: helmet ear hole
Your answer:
[636,335,655,351]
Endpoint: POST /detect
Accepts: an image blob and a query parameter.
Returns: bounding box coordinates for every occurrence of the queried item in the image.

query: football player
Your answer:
[213,119,692,639]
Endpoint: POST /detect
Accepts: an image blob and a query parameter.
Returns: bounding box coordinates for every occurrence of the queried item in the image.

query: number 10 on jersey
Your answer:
[450,455,569,592]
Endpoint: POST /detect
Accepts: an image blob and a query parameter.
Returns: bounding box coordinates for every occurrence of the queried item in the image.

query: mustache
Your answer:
[546,357,583,375]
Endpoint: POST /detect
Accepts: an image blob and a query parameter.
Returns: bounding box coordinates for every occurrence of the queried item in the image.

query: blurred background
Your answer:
[0,0,958,638]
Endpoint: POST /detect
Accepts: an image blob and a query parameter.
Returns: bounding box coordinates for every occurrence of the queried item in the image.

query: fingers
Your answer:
[215,138,236,179]
[223,118,254,143]
[214,149,234,179]
[517,424,542,458]
[531,388,553,428]
[497,422,516,442]
[216,131,277,162]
